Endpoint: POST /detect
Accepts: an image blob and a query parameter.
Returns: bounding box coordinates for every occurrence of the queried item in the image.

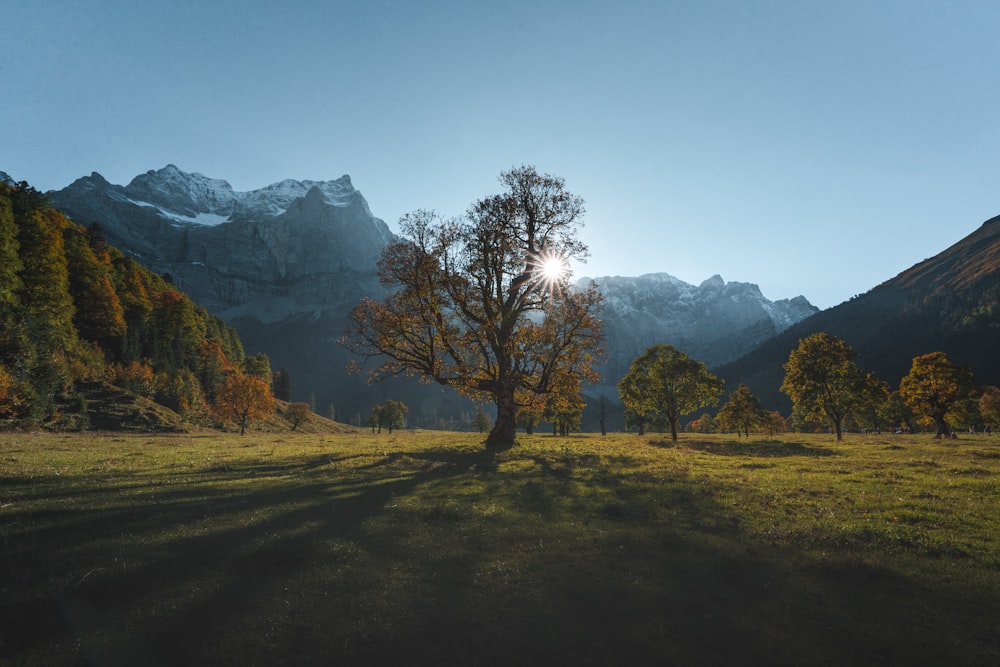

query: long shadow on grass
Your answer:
[652,437,837,458]
[0,445,495,664]
[3,440,996,665]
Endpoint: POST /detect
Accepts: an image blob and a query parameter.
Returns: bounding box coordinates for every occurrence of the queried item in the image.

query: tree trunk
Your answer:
[485,387,518,451]
[669,417,679,441]
[934,415,950,439]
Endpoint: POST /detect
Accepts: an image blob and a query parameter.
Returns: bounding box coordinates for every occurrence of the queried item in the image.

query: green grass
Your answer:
[2,430,999,665]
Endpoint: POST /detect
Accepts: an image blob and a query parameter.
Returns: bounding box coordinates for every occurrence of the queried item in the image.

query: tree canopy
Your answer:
[717,384,767,437]
[781,332,886,441]
[618,344,723,441]
[899,351,976,438]
[343,166,604,450]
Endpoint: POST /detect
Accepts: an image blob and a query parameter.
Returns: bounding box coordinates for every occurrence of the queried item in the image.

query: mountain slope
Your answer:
[716,214,1000,411]
[51,166,399,422]
[50,165,818,428]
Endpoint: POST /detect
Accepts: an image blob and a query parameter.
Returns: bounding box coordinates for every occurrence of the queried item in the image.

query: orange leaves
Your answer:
[213,372,275,435]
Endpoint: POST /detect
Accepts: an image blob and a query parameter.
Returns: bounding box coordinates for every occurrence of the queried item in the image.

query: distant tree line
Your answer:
[622,333,1000,441]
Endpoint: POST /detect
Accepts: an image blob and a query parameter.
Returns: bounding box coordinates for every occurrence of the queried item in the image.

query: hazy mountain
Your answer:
[715,214,1000,411]
[50,165,818,428]
[584,272,817,397]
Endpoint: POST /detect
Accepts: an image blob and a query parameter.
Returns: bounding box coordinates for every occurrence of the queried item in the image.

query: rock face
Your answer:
[585,273,817,398]
[50,165,413,424]
[52,165,391,316]
[50,165,818,429]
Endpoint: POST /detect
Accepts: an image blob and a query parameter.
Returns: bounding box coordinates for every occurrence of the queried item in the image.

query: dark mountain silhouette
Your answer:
[716,214,1000,411]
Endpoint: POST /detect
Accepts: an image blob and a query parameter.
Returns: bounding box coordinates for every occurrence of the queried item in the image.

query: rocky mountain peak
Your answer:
[125,165,238,217]
[699,274,726,290]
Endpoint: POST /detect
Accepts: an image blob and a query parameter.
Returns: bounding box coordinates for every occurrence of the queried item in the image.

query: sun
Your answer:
[537,250,569,285]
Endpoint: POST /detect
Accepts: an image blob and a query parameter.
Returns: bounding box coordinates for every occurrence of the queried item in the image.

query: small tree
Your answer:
[717,384,766,437]
[689,413,715,434]
[766,411,788,435]
[899,352,977,439]
[880,390,916,433]
[597,393,611,436]
[542,372,586,436]
[473,407,492,434]
[378,399,408,433]
[979,386,1000,432]
[618,344,723,441]
[286,402,313,431]
[272,368,291,401]
[780,333,886,441]
[214,371,276,435]
[516,405,542,435]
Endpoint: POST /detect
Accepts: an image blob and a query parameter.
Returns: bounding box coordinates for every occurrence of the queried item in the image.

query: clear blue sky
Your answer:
[5,0,999,309]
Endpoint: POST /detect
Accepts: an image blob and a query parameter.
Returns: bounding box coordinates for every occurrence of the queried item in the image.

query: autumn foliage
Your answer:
[0,178,246,425]
[213,372,276,435]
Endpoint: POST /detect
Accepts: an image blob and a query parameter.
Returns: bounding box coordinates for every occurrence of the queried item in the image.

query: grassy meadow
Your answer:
[2,429,999,665]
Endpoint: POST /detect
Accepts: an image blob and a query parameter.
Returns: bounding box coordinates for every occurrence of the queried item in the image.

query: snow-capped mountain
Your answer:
[51,165,392,315]
[49,165,817,429]
[584,272,817,397]
[50,165,412,422]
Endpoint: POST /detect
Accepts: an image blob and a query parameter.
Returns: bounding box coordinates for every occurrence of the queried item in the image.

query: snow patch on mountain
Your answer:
[116,165,363,224]
[125,197,232,226]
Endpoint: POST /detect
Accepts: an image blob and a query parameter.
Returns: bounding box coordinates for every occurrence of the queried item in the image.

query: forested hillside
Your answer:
[716,214,1000,411]
[0,179,245,426]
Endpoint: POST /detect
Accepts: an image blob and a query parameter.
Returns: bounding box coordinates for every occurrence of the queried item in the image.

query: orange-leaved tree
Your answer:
[343,166,604,451]
[214,371,275,435]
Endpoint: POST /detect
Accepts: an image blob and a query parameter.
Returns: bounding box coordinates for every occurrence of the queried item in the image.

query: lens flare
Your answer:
[539,253,568,283]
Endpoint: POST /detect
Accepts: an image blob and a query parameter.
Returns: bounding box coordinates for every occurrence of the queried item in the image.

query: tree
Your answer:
[286,402,313,431]
[717,384,766,437]
[618,344,723,442]
[473,407,492,434]
[243,352,272,383]
[343,166,604,451]
[766,411,788,435]
[272,368,291,401]
[780,333,886,441]
[64,225,126,354]
[880,390,916,433]
[0,192,23,367]
[689,413,715,434]
[899,352,976,439]
[979,386,1000,431]
[378,399,408,433]
[516,405,542,435]
[597,393,611,436]
[542,370,586,436]
[213,371,275,435]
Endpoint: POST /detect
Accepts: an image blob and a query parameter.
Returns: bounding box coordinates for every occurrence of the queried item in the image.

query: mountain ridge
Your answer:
[49,165,820,427]
[715,213,1000,411]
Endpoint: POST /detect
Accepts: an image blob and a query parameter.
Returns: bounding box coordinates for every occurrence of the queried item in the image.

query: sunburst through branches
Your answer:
[532,248,570,295]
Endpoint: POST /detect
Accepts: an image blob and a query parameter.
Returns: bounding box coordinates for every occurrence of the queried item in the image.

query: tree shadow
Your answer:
[653,437,838,458]
[3,436,996,666]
